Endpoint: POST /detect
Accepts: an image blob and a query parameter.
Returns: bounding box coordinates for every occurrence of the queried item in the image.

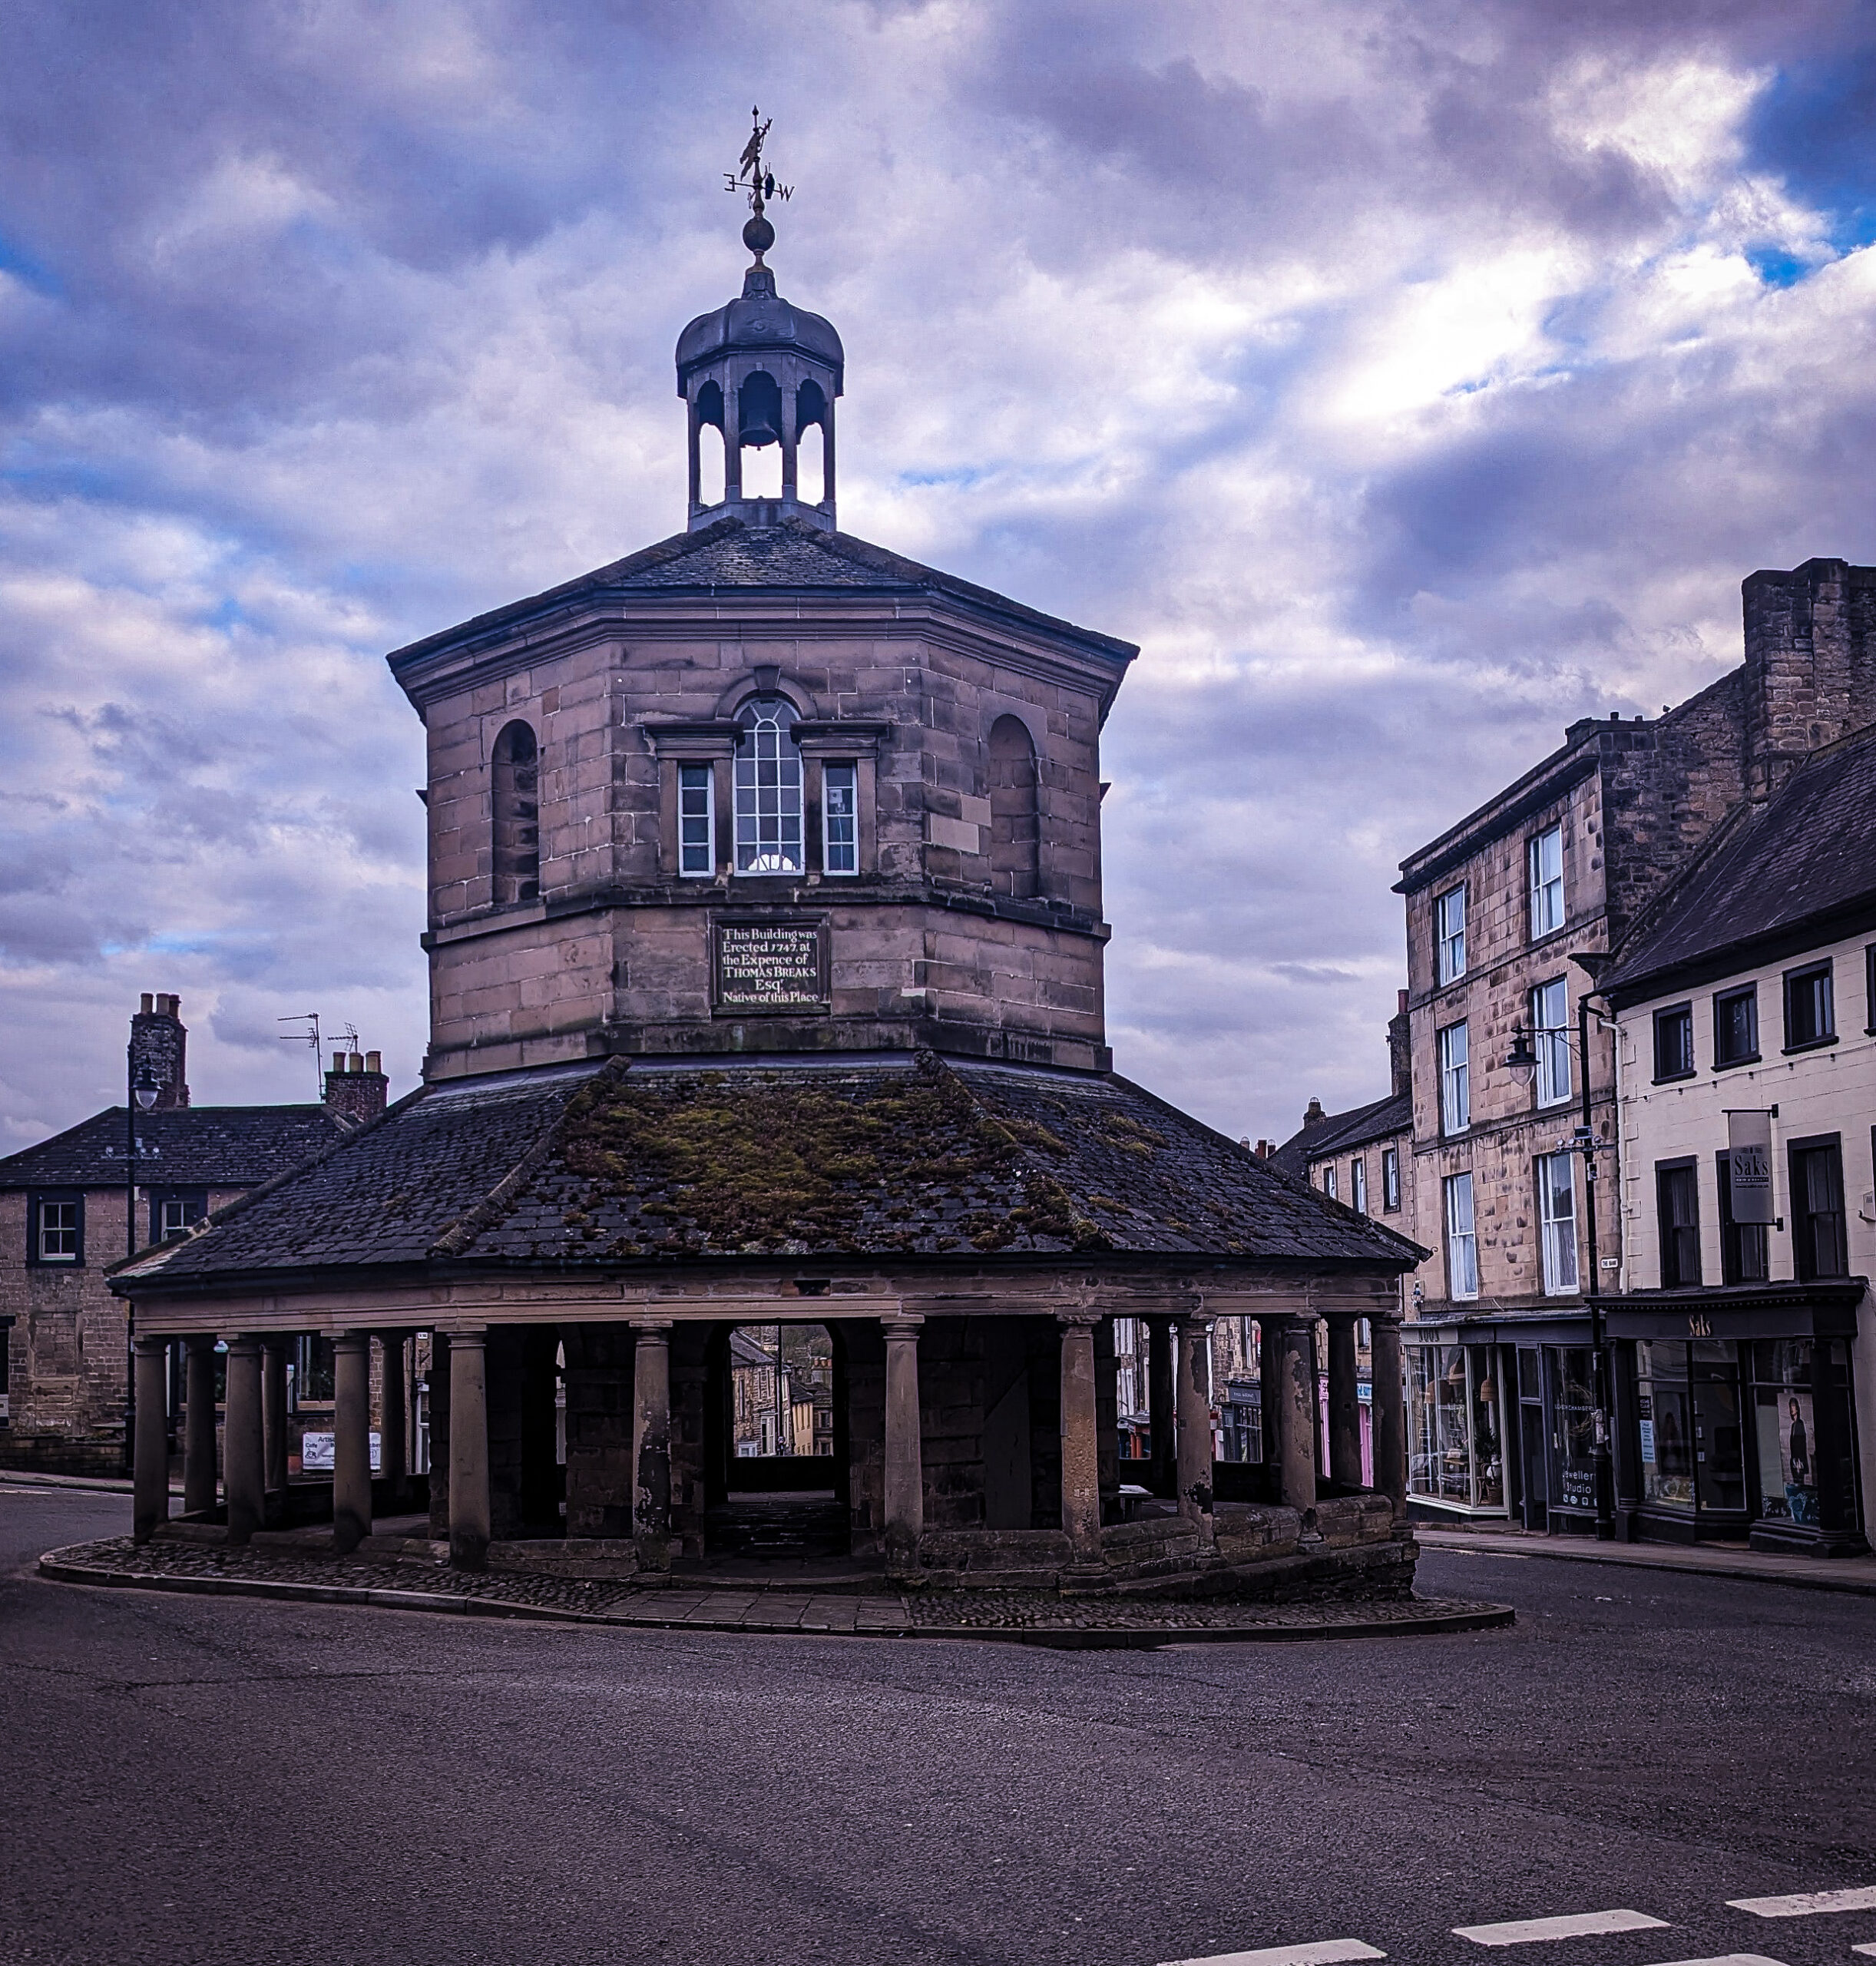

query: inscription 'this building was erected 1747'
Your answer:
[712,921,829,1013]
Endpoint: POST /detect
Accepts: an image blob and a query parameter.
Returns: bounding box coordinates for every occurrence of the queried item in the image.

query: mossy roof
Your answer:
[118,1054,1420,1292]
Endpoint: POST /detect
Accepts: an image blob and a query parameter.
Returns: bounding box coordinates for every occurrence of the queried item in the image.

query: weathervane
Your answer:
[725,106,792,262]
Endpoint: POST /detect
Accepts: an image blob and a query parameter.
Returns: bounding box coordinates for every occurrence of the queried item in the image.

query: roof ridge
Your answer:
[111,1081,435,1283]
[428,1058,628,1259]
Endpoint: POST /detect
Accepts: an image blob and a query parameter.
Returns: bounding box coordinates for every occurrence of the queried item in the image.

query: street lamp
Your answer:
[121,1058,162,1474]
[1505,998,1618,1541]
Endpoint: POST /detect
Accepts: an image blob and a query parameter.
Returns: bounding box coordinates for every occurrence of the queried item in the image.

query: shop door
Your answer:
[1517,1349,1547,1529]
[1692,1340,1747,1522]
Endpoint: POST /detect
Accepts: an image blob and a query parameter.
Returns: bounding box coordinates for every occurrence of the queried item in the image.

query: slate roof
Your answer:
[1601,721,1876,1003]
[385,517,1139,677]
[0,1104,352,1193]
[1271,1092,1411,1183]
[119,1054,1419,1293]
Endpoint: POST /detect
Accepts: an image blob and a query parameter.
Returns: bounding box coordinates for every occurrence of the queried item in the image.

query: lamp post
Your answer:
[121,1058,162,1474]
[1505,992,1618,1541]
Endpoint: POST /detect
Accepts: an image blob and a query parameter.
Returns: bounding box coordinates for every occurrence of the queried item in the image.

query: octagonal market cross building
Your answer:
[117,224,1422,1598]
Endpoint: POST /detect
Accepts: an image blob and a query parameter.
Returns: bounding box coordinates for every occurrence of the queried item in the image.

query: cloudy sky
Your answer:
[1,0,1872,1150]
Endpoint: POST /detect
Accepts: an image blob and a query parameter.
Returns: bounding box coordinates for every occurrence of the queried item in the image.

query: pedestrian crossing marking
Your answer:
[1643,1956,1791,1965]
[1728,1888,1876,1918]
[1454,1909,1669,1945]
[1158,1944,1385,1966]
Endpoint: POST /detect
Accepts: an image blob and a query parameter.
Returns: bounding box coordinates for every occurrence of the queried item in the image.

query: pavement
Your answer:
[1415,1521,1876,1596]
[6,1481,1876,1966]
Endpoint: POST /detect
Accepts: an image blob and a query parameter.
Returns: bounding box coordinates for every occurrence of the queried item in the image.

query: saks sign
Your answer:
[1726,1109,1775,1226]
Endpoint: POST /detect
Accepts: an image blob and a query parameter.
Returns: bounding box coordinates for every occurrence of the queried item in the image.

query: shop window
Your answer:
[1867,945,1876,1034]
[1782,961,1835,1051]
[1549,1346,1601,1515]
[1438,1021,1470,1134]
[1351,1157,1368,1214]
[1656,1160,1702,1288]
[1381,1147,1401,1213]
[28,1192,82,1264]
[1636,1339,1694,1513]
[1532,976,1571,1107]
[1653,1003,1694,1081]
[1788,1137,1848,1281]
[733,697,804,875]
[490,720,540,904]
[1752,1340,1820,1531]
[1527,824,1564,940]
[1406,1342,1504,1509]
[677,764,715,877]
[1716,1151,1770,1285]
[1434,885,1466,985]
[1444,1173,1478,1299]
[1713,985,1759,1067]
[822,762,859,875]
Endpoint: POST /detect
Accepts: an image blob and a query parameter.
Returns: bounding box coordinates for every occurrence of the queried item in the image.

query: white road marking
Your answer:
[1850,1944,1876,1957]
[1728,1888,1876,1918]
[1158,1943,1385,1966]
[1643,1956,1792,1965]
[1454,1909,1669,1946]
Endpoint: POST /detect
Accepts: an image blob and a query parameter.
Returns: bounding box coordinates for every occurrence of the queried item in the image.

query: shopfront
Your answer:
[1607,1285,1866,1556]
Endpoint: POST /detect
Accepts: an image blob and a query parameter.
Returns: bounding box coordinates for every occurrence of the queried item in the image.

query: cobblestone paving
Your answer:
[40,1536,1510,1640]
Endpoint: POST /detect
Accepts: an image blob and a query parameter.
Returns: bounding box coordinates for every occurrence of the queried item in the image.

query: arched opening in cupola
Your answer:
[490,720,540,905]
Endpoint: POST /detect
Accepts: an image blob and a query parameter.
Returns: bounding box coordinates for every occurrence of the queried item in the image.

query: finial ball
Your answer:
[743,213,776,256]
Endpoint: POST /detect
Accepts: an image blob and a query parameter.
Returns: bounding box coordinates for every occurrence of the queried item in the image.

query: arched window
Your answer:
[733,697,803,875]
[491,720,540,904]
[988,715,1040,899]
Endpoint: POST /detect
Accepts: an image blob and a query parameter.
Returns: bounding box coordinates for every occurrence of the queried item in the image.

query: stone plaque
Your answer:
[713,919,829,1014]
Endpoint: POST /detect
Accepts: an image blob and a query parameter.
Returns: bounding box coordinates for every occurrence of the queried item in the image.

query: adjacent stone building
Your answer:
[1341,557,1876,1538]
[0,995,379,1474]
[115,204,1422,1600]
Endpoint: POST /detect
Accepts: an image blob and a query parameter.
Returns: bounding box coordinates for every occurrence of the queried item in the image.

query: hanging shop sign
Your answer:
[1726,1109,1775,1225]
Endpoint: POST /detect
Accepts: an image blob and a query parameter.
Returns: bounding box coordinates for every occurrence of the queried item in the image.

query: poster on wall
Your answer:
[1726,1109,1775,1224]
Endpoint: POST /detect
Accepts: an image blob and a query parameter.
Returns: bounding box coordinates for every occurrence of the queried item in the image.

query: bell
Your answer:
[739,411,781,448]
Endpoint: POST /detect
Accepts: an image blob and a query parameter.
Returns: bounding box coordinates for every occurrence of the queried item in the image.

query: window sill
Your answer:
[1527,922,1572,952]
[1782,1034,1839,1056]
[1651,1069,1696,1086]
[1712,1053,1762,1073]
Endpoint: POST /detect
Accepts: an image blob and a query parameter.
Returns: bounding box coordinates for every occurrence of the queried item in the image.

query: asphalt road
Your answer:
[5,1485,1874,1966]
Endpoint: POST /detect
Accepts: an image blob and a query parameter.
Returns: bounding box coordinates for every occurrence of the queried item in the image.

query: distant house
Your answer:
[0,994,384,1474]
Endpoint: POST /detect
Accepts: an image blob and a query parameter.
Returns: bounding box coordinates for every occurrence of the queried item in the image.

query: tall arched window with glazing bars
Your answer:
[733,697,803,874]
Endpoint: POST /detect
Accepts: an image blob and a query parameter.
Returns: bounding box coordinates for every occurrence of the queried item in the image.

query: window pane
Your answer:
[1382,1148,1400,1211]
[38,1200,78,1260]
[1785,967,1833,1047]
[1540,1153,1579,1293]
[823,763,858,874]
[1440,1021,1470,1133]
[1529,826,1564,938]
[1716,988,1757,1064]
[1533,977,1571,1107]
[678,764,713,876]
[1352,1157,1368,1214]
[1445,1173,1478,1298]
[1435,886,1465,985]
[733,698,804,874]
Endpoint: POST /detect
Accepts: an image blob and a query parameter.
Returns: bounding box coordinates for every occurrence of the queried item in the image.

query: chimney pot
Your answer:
[141,993,154,1014]
[348,1052,364,1073]
[332,1051,346,1074]
[1398,988,1409,1014]
[365,1050,381,1074]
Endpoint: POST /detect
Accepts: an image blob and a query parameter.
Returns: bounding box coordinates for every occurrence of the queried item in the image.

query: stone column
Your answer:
[333,1332,372,1554]
[1057,1313,1103,1567]
[631,1319,673,1577]
[1326,1315,1364,1490]
[1175,1316,1215,1530]
[379,1332,407,1488]
[448,1329,491,1571]
[223,1335,266,1546]
[882,1316,924,1580]
[183,1334,218,1516]
[132,1335,170,1544]
[1370,1311,1408,1521]
[1272,1316,1318,1512]
[262,1339,290,1505]
[1146,1316,1176,1498]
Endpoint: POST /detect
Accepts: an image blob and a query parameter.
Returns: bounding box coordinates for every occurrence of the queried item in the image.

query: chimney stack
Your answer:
[323,1048,389,1127]
[1388,988,1412,1100]
[1302,1097,1327,1130]
[1742,558,1874,798]
[129,992,190,1110]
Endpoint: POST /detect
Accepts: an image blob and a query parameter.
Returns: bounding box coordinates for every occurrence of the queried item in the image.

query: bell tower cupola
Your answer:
[677,110,843,534]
